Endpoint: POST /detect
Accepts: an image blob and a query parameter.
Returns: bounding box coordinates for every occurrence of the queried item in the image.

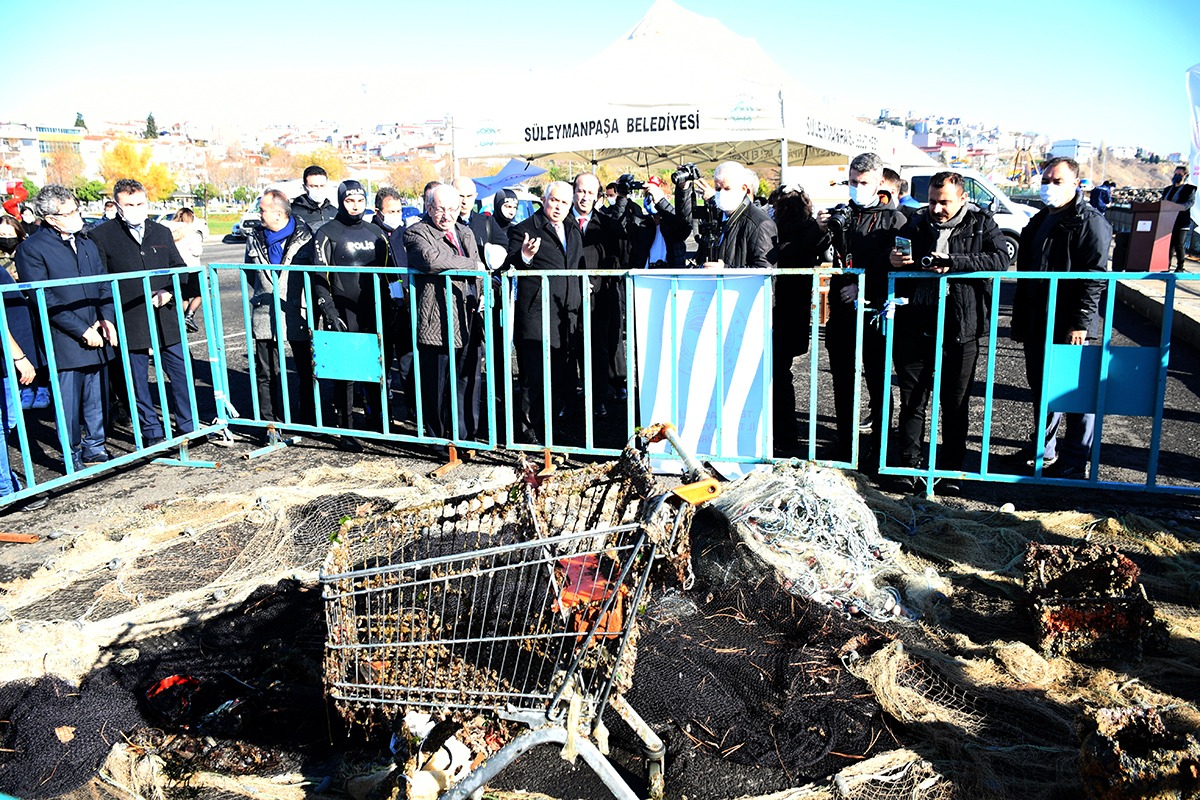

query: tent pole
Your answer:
[780,138,788,179]
[448,113,459,180]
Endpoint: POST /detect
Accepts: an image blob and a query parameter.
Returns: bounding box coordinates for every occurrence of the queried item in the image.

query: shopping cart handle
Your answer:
[641,422,708,484]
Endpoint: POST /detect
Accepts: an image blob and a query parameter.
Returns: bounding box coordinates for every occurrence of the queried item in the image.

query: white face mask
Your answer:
[120,206,149,227]
[848,184,879,208]
[307,187,326,204]
[52,212,85,235]
[716,189,745,213]
[381,213,405,230]
[1039,182,1076,208]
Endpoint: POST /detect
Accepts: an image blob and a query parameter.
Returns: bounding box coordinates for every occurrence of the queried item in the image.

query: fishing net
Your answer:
[1,450,1198,800]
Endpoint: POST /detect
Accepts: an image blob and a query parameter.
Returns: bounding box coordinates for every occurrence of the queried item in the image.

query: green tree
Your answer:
[232,186,256,204]
[75,180,106,203]
[193,182,219,210]
[144,113,158,139]
[21,179,38,199]
[74,112,86,128]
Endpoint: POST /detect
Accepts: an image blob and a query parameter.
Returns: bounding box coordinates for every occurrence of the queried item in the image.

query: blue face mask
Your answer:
[1173,173,1184,184]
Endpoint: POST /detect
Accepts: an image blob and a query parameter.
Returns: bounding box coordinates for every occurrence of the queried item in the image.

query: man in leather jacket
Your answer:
[888,171,1006,492]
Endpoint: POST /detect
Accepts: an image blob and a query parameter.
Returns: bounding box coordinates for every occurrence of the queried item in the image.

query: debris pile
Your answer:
[1023,543,1168,661]
[1078,705,1200,800]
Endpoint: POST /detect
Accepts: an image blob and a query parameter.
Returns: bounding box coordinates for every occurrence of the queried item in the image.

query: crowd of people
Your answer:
[2,149,1192,508]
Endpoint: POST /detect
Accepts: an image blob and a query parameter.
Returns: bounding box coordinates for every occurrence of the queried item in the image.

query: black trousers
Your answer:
[417,342,482,441]
[253,339,314,425]
[515,340,573,443]
[1170,225,1190,270]
[825,315,887,456]
[893,333,979,469]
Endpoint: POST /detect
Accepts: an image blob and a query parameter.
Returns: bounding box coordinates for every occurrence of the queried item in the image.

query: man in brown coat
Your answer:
[403,184,484,440]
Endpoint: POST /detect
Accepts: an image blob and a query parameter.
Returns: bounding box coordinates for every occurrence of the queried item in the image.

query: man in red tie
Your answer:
[403,184,484,440]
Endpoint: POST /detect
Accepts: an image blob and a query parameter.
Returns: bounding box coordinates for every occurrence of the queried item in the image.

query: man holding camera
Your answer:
[816,152,906,465]
[888,171,1006,492]
[688,161,777,269]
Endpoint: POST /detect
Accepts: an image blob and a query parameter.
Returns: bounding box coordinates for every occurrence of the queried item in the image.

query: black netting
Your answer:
[0,580,345,800]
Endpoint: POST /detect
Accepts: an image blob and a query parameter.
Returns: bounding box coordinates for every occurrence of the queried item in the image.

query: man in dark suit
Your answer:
[504,181,584,444]
[91,178,195,446]
[14,185,118,471]
[570,172,621,417]
[403,184,484,440]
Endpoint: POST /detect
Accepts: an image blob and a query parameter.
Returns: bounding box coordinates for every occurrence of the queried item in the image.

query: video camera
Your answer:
[616,173,646,193]
[671,163,701,185]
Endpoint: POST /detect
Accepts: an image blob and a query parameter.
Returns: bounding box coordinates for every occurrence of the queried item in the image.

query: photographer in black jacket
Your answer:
[816,152,905,465]
[888,172,1006,492]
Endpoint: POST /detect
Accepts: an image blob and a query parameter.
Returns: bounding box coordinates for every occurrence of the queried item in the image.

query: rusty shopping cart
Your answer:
[321,424,718,799]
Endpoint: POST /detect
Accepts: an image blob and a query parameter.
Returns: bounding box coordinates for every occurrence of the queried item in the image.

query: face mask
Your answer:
[381,213,405,230]
[715,189,745,213]
[104,208,117,219]
[848,185,878,208]
[1173,174,1184,184]
[0,236,17,253]
[21,212,34,224]
[308,187,326,203]
[54,213,85,235]
[120,206,149,227]
[1039,182,1076,208]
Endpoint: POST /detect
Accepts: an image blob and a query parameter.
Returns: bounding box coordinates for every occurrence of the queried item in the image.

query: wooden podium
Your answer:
[1126,200,1184,272]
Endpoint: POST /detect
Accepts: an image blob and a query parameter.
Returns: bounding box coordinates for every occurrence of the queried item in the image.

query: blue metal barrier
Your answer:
[0,267,225,508]
[207,263,497,456]
[878,270,1199,496]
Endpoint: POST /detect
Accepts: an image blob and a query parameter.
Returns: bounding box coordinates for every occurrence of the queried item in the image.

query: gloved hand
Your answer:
[838,283,859,306]
[388,281,404,300]
[317,299,348,332]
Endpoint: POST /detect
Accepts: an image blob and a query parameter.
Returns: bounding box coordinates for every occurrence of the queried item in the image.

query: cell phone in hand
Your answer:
[895,237,912,257]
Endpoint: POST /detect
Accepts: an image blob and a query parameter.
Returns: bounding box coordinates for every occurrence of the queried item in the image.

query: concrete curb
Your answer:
[1115,273,1200,351]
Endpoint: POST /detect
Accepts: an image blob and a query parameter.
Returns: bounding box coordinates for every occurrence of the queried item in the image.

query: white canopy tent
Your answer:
[452,0,933,173]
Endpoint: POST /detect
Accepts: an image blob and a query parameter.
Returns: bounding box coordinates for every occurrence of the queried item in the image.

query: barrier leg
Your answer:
[429,443,463,478]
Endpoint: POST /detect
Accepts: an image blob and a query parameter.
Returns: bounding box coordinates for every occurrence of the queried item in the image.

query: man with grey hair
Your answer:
[815,151,906,465]
[503,180,584,443]
[244,188,320,428]
[15,185,118,471]
[692,161,778,268]
[403,183,485,440]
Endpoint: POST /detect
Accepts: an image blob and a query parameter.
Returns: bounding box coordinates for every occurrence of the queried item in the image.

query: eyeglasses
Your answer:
[49,208,80,218]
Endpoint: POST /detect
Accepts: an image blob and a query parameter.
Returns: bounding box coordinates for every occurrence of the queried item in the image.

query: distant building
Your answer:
[1109,145,1138,160]
[1049,139,1095,162]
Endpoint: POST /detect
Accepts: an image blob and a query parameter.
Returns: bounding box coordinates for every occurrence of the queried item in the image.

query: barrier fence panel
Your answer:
[207,264,497,456]
[16,261,1193,506]
[0,267,225,508]
[877,270,1199,497]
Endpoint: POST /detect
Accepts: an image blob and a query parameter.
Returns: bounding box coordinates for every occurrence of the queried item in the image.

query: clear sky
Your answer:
[8,0,1198,156]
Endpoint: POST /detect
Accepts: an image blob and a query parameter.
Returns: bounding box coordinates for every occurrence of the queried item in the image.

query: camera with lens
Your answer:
[826,203,853,233]
[671,163,701,185]
[616,173,646,193]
